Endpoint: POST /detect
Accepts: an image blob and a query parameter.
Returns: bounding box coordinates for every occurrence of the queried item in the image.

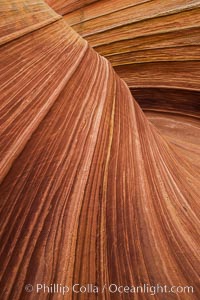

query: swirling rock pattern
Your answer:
[0,0,61,46]
[0,1,200,300]
[53,0,200,174]
[57,2,200,106]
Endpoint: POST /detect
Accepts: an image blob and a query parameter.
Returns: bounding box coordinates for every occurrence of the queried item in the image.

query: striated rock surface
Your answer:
[53,0,200,169]
[0,1,200,300]
[58,0,200,109]
[61,1,200,64]
[0,0,61,46]
[45,0,99,16]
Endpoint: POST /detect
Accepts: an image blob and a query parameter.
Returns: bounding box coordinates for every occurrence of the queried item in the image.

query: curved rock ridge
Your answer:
[0,10,86,182]
[48,0,200,168]
[0,1,200,300]
[52,0,200,116]
[0,0,61,46]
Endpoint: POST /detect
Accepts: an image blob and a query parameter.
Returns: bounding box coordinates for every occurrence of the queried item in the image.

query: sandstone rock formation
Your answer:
[0,1,199,300]
[50,0,200,170]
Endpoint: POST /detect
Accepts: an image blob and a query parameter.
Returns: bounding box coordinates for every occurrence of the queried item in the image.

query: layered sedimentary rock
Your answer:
[0,0,61,46]
[0,1,200,300]
[45,0,99,15]
[51,0,200,170]
[60,0,200,94]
